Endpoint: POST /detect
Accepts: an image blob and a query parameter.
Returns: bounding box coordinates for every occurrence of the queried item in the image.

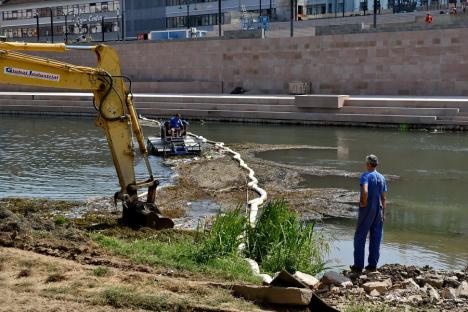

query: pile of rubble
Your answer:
[318,264,468,311]
[232,264,468,311]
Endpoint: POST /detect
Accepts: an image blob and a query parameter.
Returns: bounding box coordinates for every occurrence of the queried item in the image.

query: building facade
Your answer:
[0,0,122,42]
[0,0,286,40]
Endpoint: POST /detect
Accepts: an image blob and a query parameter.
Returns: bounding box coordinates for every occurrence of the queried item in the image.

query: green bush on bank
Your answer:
[193,200,328,276]
[246,200,328,275]
[93,200,328,281]
[194,207,246,263]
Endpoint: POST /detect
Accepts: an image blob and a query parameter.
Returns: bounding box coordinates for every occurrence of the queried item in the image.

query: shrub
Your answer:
[246,200,328,275]
[54,215,68,225]
[194,207,246,263]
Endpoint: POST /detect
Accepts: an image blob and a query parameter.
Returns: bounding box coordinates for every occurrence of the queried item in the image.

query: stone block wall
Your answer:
[2,28,468,95]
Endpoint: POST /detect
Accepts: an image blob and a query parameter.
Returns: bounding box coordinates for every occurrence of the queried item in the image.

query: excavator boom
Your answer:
[0,41,173,230]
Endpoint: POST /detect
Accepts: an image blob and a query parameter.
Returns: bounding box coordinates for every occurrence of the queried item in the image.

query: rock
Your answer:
[244,258,260,275]
[293,271,320,289]
[457,281,468,298]
[384,293,397,302]
[453,270,465,279]
[425,274,444,288]
[358,274,368,281]
[232,285,313,306]
[321,271,352,288]
[341,280,353,288]
[415,275,426,286]
[363,279,392,294]
[0,232,14,247]
[441,287,457,299]
[424,284,440,302]
[402,278,421,291]
[330,286,340,294]
[367,271,380,278]
[271,270,307,288]
[369,289,380,297]
[259,273,272,285]
[445,276,460,288]
[408,294,423,303]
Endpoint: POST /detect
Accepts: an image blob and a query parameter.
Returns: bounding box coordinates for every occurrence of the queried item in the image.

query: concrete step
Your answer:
[134,94,295,105]
[134,101,297,112]
[337,106,459,116]
[0,99,93,107]
[136,107,438,124]
[0,104,94,115]
[0,92,93,101]
[345,97,468,109]
[437,116,468,122]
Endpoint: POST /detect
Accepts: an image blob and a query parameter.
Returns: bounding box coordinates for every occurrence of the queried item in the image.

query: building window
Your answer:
[166,13,224,28]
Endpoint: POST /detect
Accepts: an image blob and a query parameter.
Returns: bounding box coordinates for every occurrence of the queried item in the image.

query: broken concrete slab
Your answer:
[457,281,468,298]
[232,285,313,306]
[270,270,307,288]
[309,293,340,312]
[293,271,320,289]
[363,280,392,294]
[442,287,457,299]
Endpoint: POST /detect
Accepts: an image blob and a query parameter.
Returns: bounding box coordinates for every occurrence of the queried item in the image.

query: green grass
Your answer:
[93,200,328,282]
[92,233,260,283]
[92,266,111,277]
[194,207,246,263]
[246,200,329,275]
[54,215,69,225]
[99,287,188,311]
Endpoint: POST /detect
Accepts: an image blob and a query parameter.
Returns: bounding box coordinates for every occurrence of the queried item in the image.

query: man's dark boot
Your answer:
[350,265,363,273]
[365,265,377,272]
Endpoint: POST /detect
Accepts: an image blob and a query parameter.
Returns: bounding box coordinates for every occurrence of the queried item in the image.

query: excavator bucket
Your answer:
[122,201,174,230]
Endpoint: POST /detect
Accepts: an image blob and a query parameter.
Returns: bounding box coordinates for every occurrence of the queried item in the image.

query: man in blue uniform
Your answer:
[169,113,185,137]
[351,154,387,273]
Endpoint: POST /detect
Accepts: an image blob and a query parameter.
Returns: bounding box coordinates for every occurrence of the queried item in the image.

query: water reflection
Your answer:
[0,116,172,200]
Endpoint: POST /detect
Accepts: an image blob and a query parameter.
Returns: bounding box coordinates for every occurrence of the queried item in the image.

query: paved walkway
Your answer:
[1,92,467,128]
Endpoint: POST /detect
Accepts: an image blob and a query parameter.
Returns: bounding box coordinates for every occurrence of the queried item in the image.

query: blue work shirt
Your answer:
[360,170,387,209]
[169,117,184,129]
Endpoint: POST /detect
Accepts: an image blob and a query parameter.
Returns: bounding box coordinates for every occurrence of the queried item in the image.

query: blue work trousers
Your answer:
[353,205,383,269]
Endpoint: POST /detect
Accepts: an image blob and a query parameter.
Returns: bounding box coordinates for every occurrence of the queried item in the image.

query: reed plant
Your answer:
[246,200,328,275]
[194,207,246,263]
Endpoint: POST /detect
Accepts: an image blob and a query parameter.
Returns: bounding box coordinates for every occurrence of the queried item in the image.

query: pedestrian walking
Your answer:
[425,13,433,24]
[351,154,387,273]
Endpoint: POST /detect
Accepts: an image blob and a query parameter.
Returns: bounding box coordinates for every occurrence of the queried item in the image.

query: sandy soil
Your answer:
[0,248,261,312]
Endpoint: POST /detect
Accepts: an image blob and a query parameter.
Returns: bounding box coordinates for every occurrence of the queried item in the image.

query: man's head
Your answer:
[365,154,379,170]
[175,113,181,119]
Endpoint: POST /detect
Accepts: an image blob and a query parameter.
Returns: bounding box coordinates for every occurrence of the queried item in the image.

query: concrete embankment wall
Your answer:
[1,27,468,95]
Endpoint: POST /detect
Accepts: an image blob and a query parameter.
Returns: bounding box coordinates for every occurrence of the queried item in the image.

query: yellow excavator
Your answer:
[0,41,173,230]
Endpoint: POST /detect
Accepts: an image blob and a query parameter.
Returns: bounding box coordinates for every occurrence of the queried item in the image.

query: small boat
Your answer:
[147,135,203,156]
[146,121,203,157]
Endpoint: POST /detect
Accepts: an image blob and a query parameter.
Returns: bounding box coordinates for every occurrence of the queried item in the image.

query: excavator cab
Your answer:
[0,41,173,230]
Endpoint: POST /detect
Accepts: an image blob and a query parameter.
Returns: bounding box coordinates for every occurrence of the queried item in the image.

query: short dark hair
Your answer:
[366,154,379,167]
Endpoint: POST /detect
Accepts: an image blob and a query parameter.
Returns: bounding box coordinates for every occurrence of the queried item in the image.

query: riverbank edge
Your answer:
[2,110,468,131]
[1,92,468,130]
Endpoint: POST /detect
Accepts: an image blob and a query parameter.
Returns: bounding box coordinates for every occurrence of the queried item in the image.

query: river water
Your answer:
[1,116,467,270]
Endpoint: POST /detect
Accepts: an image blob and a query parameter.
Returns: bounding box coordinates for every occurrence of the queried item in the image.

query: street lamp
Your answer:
[34,12,39,42]
[180,0,195,29]
[49,8,54,43]
[64,11,75,44]
[218,0,222,36]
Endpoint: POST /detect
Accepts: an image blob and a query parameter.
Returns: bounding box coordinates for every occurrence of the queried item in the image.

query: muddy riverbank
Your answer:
[157,143,369,226]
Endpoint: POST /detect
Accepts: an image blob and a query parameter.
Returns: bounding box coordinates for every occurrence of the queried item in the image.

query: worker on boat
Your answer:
[169,113,188,137]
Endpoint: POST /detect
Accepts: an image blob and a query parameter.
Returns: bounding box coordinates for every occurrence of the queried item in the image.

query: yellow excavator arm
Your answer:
[0,41,173,229]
